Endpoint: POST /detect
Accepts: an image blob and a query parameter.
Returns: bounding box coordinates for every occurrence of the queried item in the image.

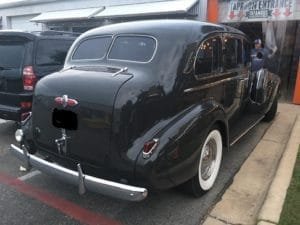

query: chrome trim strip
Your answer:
[10,144,148,202]
[229,115,265,146]
[111,67,128,77]
[194,70,248,82]
[184,75,248,93]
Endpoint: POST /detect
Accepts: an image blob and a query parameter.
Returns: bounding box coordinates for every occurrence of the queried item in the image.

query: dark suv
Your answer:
[0,30,78,122]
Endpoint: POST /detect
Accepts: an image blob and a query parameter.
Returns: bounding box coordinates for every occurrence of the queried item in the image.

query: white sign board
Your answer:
[225,0,297,22]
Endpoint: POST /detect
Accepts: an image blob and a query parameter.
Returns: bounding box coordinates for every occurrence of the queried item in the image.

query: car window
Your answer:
[237,39,243,66]
[195,39,213,75]
[72,36,112,60]
[212,37,222,72]
[0,41,25,68]
[223,37,237,70]
[223,37,244,70]
[108,36,156,63]
[195,36,221,75]
[36,39,73,66]
[243,40,251,66]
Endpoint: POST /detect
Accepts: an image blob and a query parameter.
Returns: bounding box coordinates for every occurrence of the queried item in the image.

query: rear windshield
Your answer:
[72,36,112,60]
[71,35,156,63]
[0,42,25,68]
[108,36,156,62]
[36,39,73,66]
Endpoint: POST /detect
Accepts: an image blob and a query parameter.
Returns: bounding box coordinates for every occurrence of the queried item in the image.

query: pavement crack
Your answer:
[208,215,243,225]
[261,138,286,144]
[257,219,277,224]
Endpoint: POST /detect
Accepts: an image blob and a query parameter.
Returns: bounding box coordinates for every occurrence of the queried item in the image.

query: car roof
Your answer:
[81,19,246,43]
[0,30,79,40]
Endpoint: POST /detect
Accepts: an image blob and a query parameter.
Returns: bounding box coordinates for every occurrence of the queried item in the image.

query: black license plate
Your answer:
[52,109,78,130]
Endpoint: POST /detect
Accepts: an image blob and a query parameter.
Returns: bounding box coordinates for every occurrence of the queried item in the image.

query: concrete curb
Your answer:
[202,104,300,225]
[257,115,300,224]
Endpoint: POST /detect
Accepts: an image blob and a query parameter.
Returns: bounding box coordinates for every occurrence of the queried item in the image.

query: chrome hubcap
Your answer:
[201,139,217,181]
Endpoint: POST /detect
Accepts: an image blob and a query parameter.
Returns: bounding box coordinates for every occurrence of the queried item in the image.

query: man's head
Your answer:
[254,39,262,49]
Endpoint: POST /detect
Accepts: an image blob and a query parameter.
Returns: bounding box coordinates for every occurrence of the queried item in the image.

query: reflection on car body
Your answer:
[10,20,280,201]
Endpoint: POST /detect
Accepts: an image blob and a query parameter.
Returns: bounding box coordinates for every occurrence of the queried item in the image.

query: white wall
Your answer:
[9,14,42,31]
[0,0,205,30]
[0,0,167,30]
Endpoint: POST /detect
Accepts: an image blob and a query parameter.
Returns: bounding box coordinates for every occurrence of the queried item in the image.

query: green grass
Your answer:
[278,146,300,225]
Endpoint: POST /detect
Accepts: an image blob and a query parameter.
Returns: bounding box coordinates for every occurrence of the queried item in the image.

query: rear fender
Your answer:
[135,99,228,189]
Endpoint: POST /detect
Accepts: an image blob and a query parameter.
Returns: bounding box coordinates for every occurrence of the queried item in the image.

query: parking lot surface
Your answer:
[0,119,270,225]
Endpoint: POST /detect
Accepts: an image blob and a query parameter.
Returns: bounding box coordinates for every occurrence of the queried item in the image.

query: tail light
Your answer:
[20,101,32,109]
[143,139,159,159]
[23,66,37,91]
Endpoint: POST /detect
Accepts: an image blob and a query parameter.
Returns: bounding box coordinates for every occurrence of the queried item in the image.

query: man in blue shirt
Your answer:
[251,39,270,72]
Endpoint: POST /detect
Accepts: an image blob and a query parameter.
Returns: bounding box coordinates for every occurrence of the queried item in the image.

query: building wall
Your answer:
[0,0,206,31]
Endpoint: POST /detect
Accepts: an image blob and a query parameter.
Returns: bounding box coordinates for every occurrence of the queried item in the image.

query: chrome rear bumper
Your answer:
[10,144,148,201]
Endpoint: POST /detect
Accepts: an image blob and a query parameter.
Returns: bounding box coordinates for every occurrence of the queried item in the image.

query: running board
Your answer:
[230,115,265,147]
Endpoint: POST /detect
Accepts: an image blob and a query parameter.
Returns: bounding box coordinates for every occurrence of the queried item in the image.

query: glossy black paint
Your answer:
[23,20,280,190]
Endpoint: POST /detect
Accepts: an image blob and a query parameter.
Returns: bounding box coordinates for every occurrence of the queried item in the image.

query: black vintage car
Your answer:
[11,20,280,201]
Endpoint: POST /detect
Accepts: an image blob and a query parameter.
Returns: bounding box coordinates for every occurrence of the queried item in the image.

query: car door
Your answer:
[191,35,223,104]
[221,35,245,121]
[221,34,255,143]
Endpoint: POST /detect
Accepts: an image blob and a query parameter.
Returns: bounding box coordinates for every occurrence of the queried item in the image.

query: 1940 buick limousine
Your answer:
[10,20,280,201]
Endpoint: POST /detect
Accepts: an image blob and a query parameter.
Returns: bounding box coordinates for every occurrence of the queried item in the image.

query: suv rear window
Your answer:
[36,39,73,66]
[0,42,25,68]
[72,36,112,60]
[108,36,156,62]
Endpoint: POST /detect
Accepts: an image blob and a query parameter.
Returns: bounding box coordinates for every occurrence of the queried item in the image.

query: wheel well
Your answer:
[214,120,229,149]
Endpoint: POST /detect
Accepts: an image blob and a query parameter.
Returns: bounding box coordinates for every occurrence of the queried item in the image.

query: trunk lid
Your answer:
[32,67,133,166]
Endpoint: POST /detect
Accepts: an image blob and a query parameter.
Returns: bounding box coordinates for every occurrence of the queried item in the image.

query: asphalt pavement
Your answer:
[0,119,270,225]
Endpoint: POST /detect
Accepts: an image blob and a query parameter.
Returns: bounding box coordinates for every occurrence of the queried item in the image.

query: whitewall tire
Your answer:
[198,129,222,191]
[184,128,223,197]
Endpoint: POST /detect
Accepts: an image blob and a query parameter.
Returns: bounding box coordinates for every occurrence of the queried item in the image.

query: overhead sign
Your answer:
[226,0,296,22]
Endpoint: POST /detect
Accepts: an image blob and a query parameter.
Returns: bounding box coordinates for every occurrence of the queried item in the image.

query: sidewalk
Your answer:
[202,103,300,225]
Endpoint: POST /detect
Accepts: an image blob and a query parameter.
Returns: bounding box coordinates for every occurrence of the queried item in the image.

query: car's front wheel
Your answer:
[186,128,223,197]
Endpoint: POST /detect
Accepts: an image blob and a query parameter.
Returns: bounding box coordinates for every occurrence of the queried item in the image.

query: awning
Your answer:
[93,0,198,19]
[30,7,105,22]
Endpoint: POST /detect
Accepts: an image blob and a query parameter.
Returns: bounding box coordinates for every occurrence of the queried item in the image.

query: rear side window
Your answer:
[108,36,156,63]
[0,42,25,68]
[195,37,221,75]
[36,39,73,66]
[72,36,112,60]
